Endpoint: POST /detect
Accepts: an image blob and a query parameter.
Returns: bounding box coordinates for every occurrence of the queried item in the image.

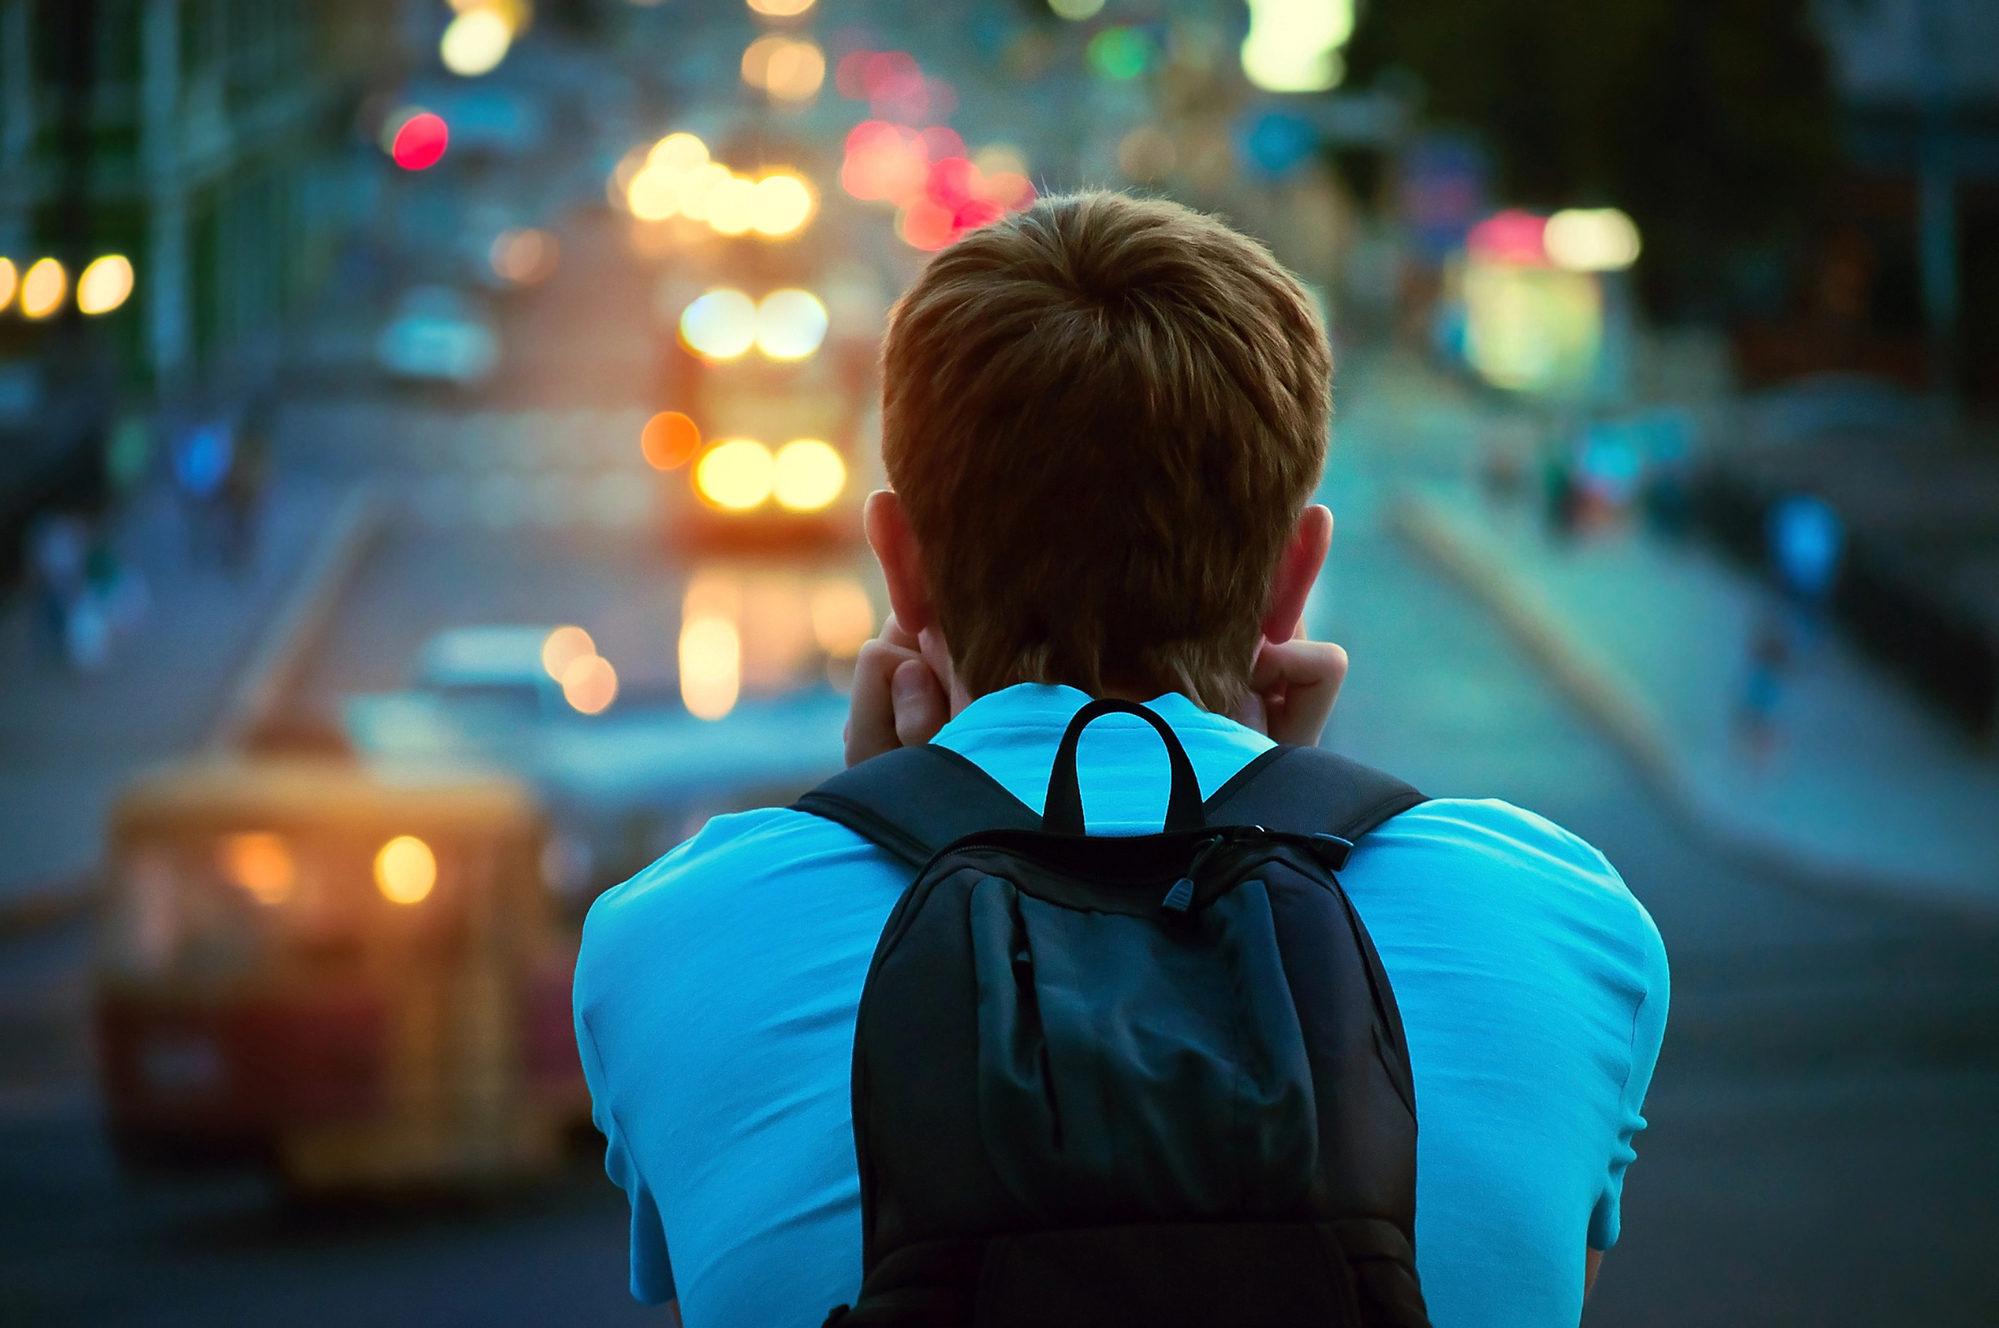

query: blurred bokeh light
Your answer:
[753,289,829,360]
[680,288,759,359]
[695,439,777,510]
[390,111,450,170]
[489,228,559,285]
[20,258,65,320]
[770,440,845,512]
[374,835,438,905]
[679,616,743,720]
[540,625,597,681]
[560,654,619,714]
[76,256,135,315]
[641,412,703,471]
[218,833,295,907]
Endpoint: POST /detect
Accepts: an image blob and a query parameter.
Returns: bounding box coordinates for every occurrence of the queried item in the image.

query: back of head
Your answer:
[882,191,1330,714]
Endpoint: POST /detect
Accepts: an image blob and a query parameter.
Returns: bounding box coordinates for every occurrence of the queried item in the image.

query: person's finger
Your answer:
[845,635,923,766]
[890,657,949,749]
[879,611,921,653]
[1248,637,1350,747]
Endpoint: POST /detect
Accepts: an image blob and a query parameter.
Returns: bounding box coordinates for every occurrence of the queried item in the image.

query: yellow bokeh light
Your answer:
[675,161,733,222]
[754,288,829,360]
[679,287,759,359]
[561,653,619,714]
[218,832,295,906]
[705,175,759,236]
[810,580,875,657]
[0,258,17,312]
[679,615,742,720]
[648,132,710,174]
[1545,208,1643,273]
[77,255,135,316]
[750,173,816,238]
[771,439,846,512]
[1241,0,1353,92]
[374,835,437,905]
[21,258,66,319]
[741,33,789,88]
[440,7,513,76]
[747,0,815,15]
[695,439,776,510]
[765,40,825,102]
[1048,0,1104,17]
[541,625,596,680]
[627,167,680,221]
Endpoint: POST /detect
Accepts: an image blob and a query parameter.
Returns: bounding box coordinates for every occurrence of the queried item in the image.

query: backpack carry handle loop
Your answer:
[1042,699,1205,837]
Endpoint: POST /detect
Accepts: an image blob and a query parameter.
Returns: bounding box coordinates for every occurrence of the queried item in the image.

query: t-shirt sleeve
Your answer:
[1587,899,1671,1251]
[576,1001,677,1304]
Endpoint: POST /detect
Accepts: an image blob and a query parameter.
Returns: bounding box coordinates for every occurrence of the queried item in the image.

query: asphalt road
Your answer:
[4,486,1996,1324]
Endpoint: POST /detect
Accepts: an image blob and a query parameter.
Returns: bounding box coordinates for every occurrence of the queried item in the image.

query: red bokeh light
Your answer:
[918,126,965,162]
[1467,209,1550,266]
[842,120,1037,252]
[898,198,958,252]
[392,113,450,171]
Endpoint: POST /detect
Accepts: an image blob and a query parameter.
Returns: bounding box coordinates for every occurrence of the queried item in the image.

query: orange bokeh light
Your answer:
[641,411,702,470]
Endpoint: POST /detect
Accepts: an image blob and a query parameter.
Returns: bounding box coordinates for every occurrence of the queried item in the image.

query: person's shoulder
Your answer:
[585,805,863,931]
[578,804,882,984]
[1355,796,1667,970]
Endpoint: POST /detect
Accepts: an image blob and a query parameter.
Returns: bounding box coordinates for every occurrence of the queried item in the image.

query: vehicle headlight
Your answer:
[772,439,845,512]
[217,832,295,906]
[374,835,437,905]
[695,439,775,510]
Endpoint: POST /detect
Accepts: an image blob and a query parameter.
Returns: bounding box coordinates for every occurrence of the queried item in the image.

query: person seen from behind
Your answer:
[574,192,1669,1327]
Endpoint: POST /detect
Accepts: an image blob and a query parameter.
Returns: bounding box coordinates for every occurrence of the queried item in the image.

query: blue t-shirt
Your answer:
[574,686,1669,1327]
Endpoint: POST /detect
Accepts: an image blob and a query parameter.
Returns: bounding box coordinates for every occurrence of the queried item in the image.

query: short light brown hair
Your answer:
[881,192,1330,713]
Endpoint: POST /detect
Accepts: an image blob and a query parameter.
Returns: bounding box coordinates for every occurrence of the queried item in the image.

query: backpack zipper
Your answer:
[1161,834,1228,913]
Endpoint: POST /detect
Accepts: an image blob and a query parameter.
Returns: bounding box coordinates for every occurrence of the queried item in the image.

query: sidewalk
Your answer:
[0,476,359,923]
[1391,478,1999,916]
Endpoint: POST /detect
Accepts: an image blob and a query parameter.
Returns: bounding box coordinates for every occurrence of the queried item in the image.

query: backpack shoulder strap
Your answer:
[1202,744,1426,849]
[791,744,1042,870]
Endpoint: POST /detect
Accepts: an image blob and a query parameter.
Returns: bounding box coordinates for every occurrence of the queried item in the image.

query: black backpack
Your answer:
[795,699,1432,1328]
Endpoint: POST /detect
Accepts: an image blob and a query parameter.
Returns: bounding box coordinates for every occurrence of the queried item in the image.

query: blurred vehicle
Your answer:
[95,759,586,1194]
[655,269,882,548]
[375,286,500,387]
[346,577,874,899]
[616,122,885,549]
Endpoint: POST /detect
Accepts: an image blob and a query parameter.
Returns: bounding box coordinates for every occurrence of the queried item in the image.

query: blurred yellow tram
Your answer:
[94,759,587,1193]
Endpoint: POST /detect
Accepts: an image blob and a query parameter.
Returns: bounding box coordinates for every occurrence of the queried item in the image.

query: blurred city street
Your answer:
[3,0,1998,1323]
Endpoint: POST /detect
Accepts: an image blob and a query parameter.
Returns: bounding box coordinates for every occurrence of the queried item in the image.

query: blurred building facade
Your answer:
[1799,0,1999,397]
[0,0,396,388]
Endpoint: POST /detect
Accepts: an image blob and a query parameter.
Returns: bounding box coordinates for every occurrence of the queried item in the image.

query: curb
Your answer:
[207,483,384,751]
[1387,490,1999,923]
[0,484,384,940]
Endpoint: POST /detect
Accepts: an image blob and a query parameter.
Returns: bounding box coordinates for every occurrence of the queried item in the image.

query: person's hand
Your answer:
[844,613,950,766]
[1231,631,1349,748]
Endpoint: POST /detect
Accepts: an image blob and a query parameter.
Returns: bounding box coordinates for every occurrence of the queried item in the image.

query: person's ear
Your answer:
[1261,504,1333,643]
[864,489,936,636]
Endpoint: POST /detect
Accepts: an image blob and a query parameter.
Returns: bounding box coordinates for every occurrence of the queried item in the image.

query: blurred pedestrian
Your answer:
[172,417,234,566]
[221,394,274,569]
[25,512,89,665]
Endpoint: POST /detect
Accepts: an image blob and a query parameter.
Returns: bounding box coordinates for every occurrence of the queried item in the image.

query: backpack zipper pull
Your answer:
[1162,835,1225,913]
